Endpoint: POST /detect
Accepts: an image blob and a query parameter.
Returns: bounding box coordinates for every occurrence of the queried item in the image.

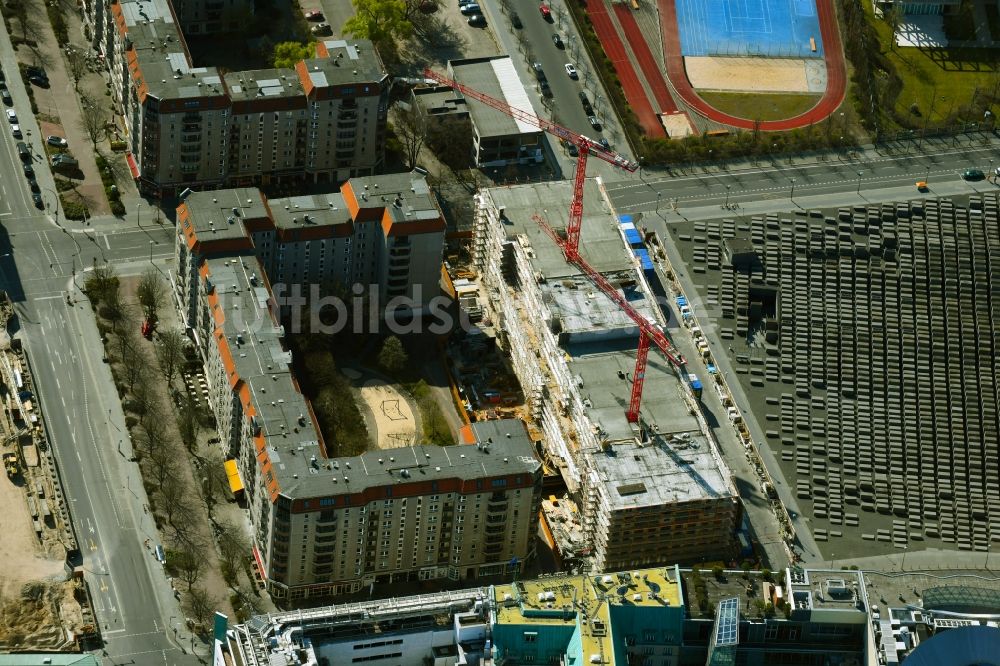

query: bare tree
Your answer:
[136,268,167,323]
[392,103,427,170]
[183,586,219,631]
[147,442,179,488]
[198,448,231,519]
[216,519,251,573]
[167,543,204,591]
[135,416,169,454]
[78,92,106,148]
[177,393,201,452]
[100,281,129,332]
[885,5,902,52]
[6,0,43,43]
[65,48,88,91]
[155,329,186,385]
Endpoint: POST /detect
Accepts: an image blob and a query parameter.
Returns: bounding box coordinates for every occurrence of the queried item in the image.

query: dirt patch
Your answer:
[342,368,418,449]
[685,56,820,93]
[0,476,66,602]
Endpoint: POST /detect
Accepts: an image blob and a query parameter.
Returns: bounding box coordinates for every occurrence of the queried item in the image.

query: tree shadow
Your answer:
[917,46,1000,72]
[399,16,468,71]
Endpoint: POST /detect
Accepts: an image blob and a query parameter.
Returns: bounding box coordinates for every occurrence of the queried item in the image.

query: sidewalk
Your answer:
[12,0,108,217]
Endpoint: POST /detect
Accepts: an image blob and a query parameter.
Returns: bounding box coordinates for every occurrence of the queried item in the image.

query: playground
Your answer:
[341,368,420,450]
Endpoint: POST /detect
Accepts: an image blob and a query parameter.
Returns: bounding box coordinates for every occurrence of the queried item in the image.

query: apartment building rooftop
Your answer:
[545,275,655,338]
[115,0,225,101]
[224,68,305,103]
[486,180,636,277]
[312,39,388,84]
[183,188,269,241]
[267,193,351,231]
[449,56,537,139]
[345,172,442,226]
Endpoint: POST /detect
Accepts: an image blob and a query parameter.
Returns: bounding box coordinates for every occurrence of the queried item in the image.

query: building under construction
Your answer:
[474,181,741,569]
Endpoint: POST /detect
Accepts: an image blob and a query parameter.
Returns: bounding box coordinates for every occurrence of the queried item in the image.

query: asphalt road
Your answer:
[0,25,195,663]
[605,137,1000,214]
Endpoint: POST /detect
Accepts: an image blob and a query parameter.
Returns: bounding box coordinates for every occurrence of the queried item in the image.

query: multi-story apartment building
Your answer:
[173,172,446,327]
[171,0,254,34]
[474,180,741,569]
[99,0,387,197]
[172,178,542,601]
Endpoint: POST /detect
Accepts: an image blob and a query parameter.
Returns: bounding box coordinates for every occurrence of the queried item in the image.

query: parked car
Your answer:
[26,66,45,78]
[579,91,593,114]
[588,115,601,130]
[510,11,522,27]
[0,86,10,105]
[310,22,332,35]
[563,140,579,157]
[5,109,16,123]
[16,141,30,161]
[22,162,33,177]
[539,3,551,19]
[598,137,611,150]
[10,123,20,139]
[962,168,985,181]
[0,68,5,83]
[28,179,39,192]
[305,9,324,20]
[28,74,48,87]
[564,63,577,79]
[468,13,487,26]
[46,135,68,148]
[552,33,564,48]
[532,62,546,80]
[32,192,43,209]
[460,4,480,15]
[539,80,552,98]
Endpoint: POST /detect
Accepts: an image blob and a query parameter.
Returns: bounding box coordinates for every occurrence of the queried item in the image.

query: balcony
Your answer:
[486,513,507,524]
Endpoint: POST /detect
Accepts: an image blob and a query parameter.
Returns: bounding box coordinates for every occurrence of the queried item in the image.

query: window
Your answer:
[764,624,778,640]
[523,632,537,643]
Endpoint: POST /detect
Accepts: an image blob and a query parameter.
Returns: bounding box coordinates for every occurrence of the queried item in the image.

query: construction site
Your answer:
[0,292,97,651]
[471,179,743,570]
[667,194,1000,558]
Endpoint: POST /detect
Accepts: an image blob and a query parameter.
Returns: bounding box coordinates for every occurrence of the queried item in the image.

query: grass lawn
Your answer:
[868,3,1000,126]
[696,91,822,122]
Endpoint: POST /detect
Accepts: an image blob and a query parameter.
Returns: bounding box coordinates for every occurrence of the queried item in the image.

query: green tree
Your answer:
[271,41,314,69]
[342,0,412,57]
[378,336,408,376]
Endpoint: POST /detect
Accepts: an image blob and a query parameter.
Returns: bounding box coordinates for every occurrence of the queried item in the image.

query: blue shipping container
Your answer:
[676,296,687,306]
[624,228,643,247]
[619,214,634,224]
[635,249,654,271]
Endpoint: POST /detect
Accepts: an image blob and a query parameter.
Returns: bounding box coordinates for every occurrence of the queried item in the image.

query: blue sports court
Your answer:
[675,0,825,59]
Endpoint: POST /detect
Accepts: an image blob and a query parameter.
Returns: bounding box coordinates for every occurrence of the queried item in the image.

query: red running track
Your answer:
[658,0,847,130]
[587,1,666,138]
[612,4,678,115]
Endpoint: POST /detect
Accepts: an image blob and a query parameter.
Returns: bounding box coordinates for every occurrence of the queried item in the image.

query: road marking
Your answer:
[55,377,61,390]
[32,295,65,301]
[61,396,66,408]
[104,235,111,250]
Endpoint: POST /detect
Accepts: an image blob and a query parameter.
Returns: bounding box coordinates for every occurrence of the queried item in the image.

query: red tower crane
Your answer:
[424,68,687,423]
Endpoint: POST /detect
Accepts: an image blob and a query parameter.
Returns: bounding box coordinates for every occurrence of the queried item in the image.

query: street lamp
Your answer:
[790,177,796,200]
[724,184,731,207]
[136,201,141,227]
[149,240,155,263]
[655,191,661,213]
[856,170,863,194]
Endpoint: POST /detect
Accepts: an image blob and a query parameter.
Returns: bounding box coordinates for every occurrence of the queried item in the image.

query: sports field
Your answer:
[675,0,825,58]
